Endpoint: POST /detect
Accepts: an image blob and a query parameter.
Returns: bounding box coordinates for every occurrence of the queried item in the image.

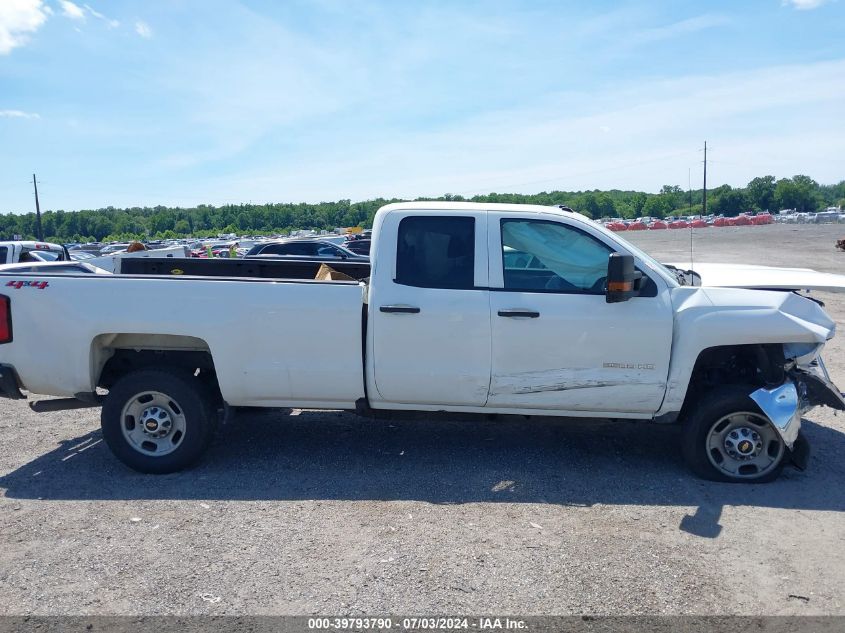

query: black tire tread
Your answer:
[101,368,217,474]
[681,385,787,483]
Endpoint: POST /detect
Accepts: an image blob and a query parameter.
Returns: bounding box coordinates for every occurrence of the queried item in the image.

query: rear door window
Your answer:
[396,216,475,289]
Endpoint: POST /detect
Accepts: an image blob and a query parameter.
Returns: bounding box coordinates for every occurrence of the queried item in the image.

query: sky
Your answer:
[0,0,843,213]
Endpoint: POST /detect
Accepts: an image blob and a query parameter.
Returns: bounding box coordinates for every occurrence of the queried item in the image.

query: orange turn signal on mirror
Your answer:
[607,281,633,292]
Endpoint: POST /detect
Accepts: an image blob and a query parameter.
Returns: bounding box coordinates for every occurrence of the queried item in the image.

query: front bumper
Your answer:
[0,364,25,400]
[750,359,845,451]
[750,382,802,449]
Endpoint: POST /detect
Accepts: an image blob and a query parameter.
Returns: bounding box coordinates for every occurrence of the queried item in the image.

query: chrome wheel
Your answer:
[120,391,187,456]
[706,411,784,479]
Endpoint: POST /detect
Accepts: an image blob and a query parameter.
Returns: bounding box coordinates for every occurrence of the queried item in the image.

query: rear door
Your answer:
[369,211,491,407]
[487,213,673,414]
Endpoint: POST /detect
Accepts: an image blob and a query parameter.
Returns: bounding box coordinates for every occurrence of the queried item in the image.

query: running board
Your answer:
[29,395,104,413]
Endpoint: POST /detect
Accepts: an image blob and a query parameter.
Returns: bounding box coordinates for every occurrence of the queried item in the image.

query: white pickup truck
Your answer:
[0,240,187,274]
[1,202,843,482]
[0,241,70,264]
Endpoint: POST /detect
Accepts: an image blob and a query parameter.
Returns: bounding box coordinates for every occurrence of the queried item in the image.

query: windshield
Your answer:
[591,224,682,287]
[27,250,64,262]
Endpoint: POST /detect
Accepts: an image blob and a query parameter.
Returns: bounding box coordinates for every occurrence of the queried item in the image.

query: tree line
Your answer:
[1,174,843,243]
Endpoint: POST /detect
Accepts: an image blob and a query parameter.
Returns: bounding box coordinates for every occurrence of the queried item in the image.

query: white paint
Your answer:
[0,203,839,424]
[670,261,845,293]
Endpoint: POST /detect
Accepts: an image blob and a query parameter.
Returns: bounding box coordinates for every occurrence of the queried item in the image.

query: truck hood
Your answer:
[669,262,845,293]
[672,285,836,345]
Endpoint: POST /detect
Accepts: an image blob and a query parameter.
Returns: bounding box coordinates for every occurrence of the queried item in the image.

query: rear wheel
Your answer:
[101,369,217,473]
[681,386,787,483]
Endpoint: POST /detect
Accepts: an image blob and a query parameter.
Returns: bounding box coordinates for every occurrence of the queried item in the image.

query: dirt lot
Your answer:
[1,223,844,616]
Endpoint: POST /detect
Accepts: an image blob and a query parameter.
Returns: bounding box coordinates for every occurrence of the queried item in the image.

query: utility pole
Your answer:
[702,141,707,217]
[32,173,44,241]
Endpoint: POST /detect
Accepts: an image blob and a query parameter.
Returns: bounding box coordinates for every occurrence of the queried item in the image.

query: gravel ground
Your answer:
[1,223,844,616]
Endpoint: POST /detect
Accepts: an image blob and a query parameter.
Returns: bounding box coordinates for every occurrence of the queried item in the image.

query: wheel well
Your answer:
[94,335,221,405]
[680,343,786,416]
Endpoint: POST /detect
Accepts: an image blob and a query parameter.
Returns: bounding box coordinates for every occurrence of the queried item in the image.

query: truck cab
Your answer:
[367,203,674,414]
[0,241,70,265]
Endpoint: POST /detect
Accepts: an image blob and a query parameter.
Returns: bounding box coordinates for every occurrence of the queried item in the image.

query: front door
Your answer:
[487,214,673,414]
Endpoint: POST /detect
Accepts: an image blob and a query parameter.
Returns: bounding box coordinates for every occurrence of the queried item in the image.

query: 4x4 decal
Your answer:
[5,280,49,290]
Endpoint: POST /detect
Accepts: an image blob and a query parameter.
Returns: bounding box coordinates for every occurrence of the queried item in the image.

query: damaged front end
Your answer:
[750,348,845,469]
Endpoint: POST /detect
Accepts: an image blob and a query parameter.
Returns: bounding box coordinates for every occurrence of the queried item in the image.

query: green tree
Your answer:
[746,175,775,212]
[659,185,682,210]
[642,195,672,218]
[710,189,749,216]
[774,175,820,212]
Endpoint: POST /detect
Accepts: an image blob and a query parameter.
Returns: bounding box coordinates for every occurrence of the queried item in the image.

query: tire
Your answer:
[101,368,217,474]
[681,385,787,483]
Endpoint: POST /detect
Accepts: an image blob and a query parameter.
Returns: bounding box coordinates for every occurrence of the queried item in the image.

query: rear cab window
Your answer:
[396,216,476,289]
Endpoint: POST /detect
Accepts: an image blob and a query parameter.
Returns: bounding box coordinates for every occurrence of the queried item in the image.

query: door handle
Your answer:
[379,305,421,314]
[497,309,540,318]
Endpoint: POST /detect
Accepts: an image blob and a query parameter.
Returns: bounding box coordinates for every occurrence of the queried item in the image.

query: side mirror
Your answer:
[606,253,642,303]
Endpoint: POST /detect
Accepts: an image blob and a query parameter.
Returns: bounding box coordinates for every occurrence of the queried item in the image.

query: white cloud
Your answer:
[0,0,50,54]
[59,0,85,21]
[782,0,830,9]
[199,59,845,203]
[0,109,40,119]
[630,14,731,44]
[83,4,119,28]
[135,20,151,38]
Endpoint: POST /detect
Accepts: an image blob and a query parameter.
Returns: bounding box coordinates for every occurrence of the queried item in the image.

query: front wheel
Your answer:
[681,386,788,483]
[101,369,217,474]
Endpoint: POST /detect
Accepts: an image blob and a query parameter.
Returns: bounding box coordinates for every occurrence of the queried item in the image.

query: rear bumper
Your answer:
[0,364,25,400]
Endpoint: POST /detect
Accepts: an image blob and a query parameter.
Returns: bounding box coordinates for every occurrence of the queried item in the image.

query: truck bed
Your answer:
[120,257,372,281]
[0,271,367,408]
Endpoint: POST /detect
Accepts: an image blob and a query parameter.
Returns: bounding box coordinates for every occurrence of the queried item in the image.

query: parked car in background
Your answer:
[68,250,97,261]
[245,239,369,260]
[68,243,103,254]
[344,239,372,255]
[100,243,132,255]
[0,241,70,264]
